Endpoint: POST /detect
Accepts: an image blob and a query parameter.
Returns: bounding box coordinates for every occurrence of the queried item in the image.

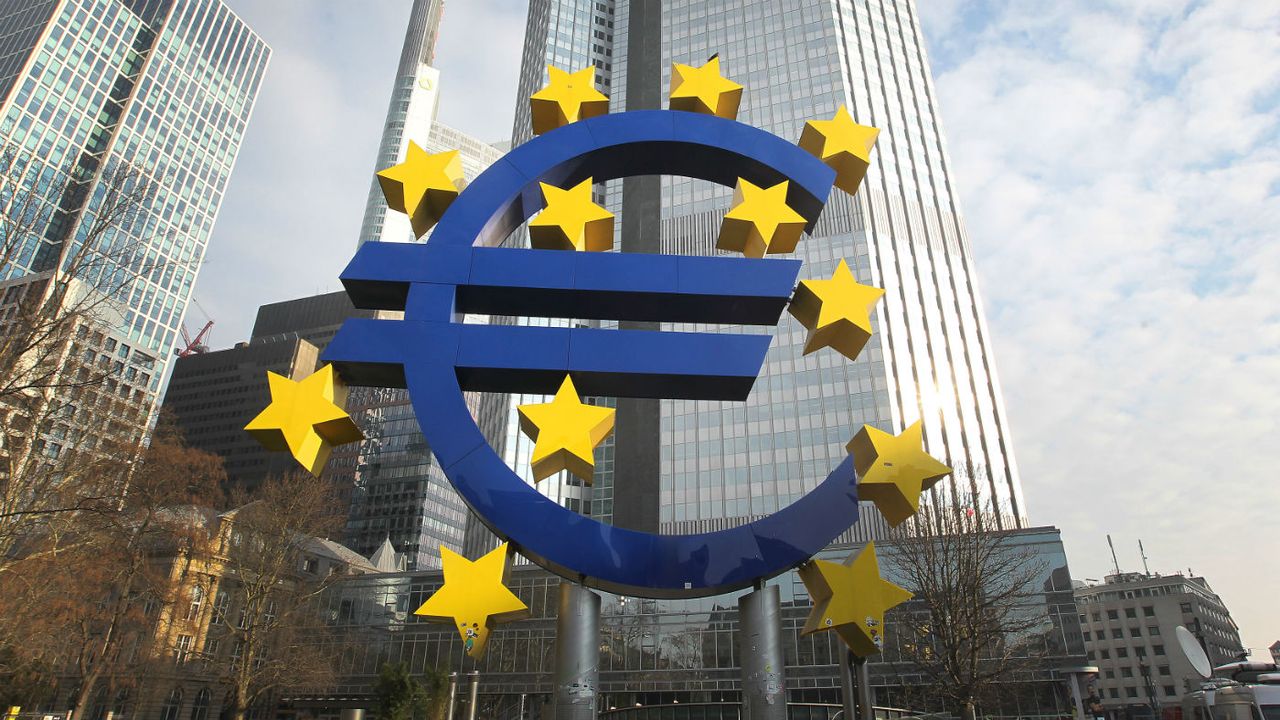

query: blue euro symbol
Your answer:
[324,110,862,598]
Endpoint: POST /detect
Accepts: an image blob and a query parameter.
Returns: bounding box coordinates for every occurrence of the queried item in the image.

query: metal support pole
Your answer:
[554,582,600,720]
[854,654,874,720]
[840,650,875,720]
[840,650,857,720]
[466,671,481,720]
[446,672,459,720]
[738,584,787,720]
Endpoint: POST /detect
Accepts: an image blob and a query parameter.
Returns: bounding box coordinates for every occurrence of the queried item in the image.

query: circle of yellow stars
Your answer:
[245,58,955,656]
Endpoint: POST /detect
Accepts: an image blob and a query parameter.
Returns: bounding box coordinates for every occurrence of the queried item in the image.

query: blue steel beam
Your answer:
[322,318,774,401]
[339,242,802,325]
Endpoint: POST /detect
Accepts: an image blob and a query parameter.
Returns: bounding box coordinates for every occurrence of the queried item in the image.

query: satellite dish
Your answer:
[1177,626,1213,679]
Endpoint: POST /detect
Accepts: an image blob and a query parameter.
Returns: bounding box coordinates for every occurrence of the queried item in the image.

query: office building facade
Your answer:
[1075,571,1246,715]
[0,0,269,450]
[500,0,1026,537]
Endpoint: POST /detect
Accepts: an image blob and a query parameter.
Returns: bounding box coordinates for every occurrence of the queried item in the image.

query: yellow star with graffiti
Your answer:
[415,543,529,659]
[517,375,615,483]
[800,542,913,656]
[244,364,363,476]
[847,421,952,526]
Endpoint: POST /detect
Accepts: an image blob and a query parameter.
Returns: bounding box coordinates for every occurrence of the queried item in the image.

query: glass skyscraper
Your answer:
[0,0,269,445]
[503,0,1027,537]
[340,0,508,571]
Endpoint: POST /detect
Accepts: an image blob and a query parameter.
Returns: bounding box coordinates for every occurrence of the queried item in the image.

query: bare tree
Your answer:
[0,148,183,573]
[0,423,223,717]
[882,502,1050,720]
[204,473,349,720]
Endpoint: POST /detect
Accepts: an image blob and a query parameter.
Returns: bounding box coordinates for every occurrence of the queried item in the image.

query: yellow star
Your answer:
[798,106,880,196]
[414,543,529,659]
[376,141,465,238]
[528,178,615,252]
[244,364,363,476]
[517,375,615,484]
[787,259,885,361]
[847,421,952,526]
[716,178,808,258]
[669,57,743,120]
[799,542,913,656]
[530,66,609,135]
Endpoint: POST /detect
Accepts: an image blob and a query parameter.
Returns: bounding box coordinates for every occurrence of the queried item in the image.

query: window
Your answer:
[1118,648,1129,658]
[1163,686,1176,697]
[1108,689,1119,699]
[1121,667,1133,678]
[1136,647,1147,658]
[1092,612,1102,622]
[1101,650,1111,659]
[159,688,182,720]
[1125,608,1137,619]
[185,585,204,621]
[1158,665,1171,675]
[213,590,230,624]
[1084,631,1092,641]
[175,634,192,663]
[1107,610,1119,620]
[1105,669,1115,679]
[191,688,211,720]
[1131,627,1142,637]
[1181,602,1193,613]
[1149,626,1161,636]
[1113,629,1124,639]
[1143,606,1155,617]
[1126,688,1139,698]
[1155,645,1165,655]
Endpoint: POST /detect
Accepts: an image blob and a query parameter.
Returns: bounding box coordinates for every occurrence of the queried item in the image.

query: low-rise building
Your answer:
[1075,571,1246,718]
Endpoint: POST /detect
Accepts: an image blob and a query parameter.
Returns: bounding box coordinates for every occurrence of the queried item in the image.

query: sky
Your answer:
[204,1,1279,657]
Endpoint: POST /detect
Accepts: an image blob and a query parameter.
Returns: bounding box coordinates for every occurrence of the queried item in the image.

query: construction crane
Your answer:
[177,298,214,357]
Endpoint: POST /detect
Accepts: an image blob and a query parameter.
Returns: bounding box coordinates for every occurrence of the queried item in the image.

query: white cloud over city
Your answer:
[205,1,1279,655]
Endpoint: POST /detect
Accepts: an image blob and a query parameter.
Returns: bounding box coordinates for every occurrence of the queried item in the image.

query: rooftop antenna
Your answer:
[1107,534,1121,575]
[1139,539,1151,576]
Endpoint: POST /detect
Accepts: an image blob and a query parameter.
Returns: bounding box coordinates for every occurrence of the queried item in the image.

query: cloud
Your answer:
[920,0,1280,657]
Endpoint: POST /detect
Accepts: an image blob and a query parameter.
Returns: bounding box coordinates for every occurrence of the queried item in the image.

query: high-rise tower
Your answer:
[340,0,507,569]
[0,0,268,453]
[507,0,1027,535]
